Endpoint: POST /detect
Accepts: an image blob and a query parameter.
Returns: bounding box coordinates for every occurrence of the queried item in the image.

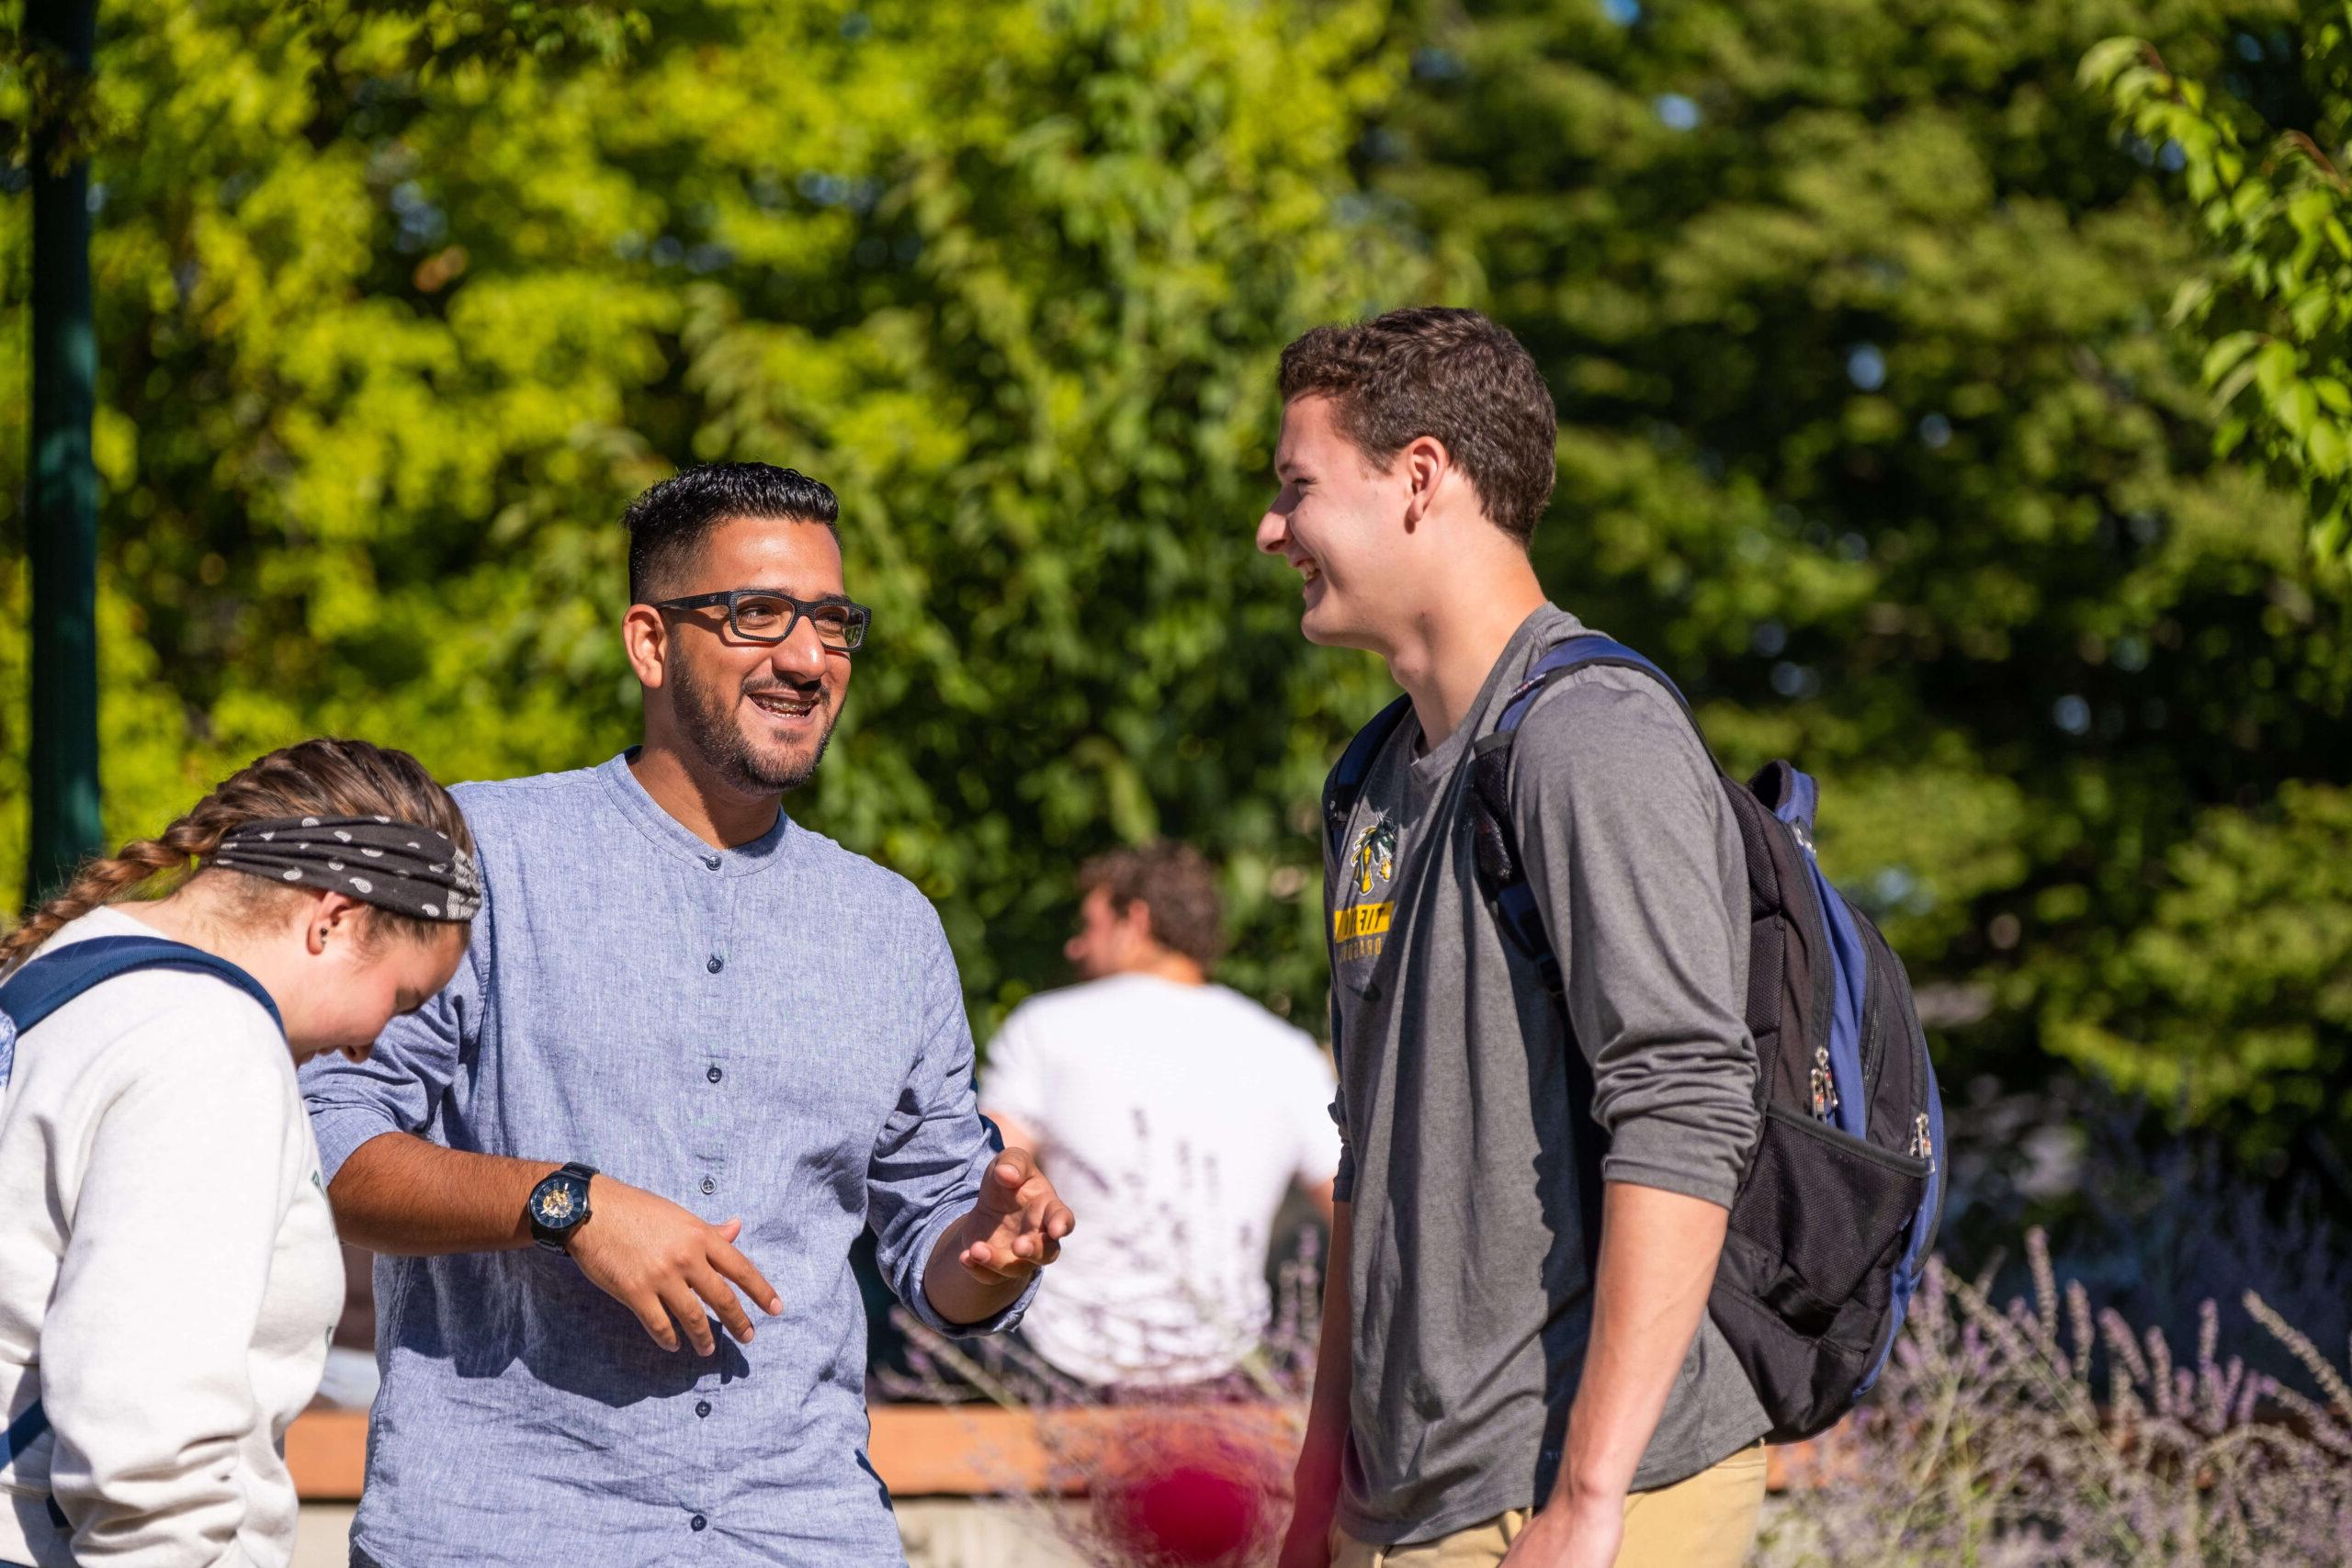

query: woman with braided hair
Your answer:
[0,738,479,1568]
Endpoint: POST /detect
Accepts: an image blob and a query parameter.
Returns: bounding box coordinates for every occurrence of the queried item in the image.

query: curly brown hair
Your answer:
[2,738,474,973]
[1079,841,1227,970]
[1278,305,1559,545]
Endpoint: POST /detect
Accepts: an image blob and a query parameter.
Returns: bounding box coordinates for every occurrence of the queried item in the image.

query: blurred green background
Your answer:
[4,0,2348,1188]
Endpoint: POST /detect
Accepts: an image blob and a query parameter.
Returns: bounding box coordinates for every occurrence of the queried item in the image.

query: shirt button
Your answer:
[702,855,720,871]
[707,955,724,974]
[707,1066,723,1084]
[690,1514,707,1531]
[695,1399,712,1418]
[700,1176,717,1195]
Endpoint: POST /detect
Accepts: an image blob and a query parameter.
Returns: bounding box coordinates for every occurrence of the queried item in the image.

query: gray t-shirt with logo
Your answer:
[1325,604,1770,1546]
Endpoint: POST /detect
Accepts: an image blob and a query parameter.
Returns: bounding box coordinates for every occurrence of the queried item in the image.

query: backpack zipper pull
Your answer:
[1909,1111,1932,1167]
[1811,1045,1839,1122]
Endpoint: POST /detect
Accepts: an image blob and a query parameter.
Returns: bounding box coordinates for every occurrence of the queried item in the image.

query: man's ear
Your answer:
[622,604,671,692]
[1115,897,1158,945]
[1400,434,1453,529]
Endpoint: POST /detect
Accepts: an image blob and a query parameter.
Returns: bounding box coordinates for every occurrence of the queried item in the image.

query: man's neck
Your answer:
[1110,951,1207,987]
[1384,555,1549,750]
[628,744,782,850]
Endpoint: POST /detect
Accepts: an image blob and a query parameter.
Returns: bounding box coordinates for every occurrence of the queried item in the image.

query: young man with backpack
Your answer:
[1263,308,1774,1568]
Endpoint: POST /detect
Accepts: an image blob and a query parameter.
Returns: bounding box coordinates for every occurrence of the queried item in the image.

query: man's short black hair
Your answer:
[623,462,842,604]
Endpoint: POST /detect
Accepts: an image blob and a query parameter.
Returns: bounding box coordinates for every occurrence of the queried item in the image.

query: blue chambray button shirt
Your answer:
[300,754,1032,1567]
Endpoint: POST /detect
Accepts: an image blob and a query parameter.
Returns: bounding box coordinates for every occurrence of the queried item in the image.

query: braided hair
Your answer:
[2,738,474,973]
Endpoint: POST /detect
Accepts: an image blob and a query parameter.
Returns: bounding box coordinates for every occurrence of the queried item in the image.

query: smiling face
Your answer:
[1258,393,1416,653]
[638,514,854,798]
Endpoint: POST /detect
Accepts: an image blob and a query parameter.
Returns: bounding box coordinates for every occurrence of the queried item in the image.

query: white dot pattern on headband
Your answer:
[334,830,352,842]
[423,904,440,918]
[350,876,372,894]
[363,847,383,858]
[375,815,390,823]
[329,860,344,871]
[282,868,301,881]
[260,831,275,840]
[302,818,320,828]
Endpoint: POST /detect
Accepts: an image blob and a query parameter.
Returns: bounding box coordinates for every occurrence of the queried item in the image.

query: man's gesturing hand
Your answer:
[565,1176,785,1356]
[953,1147,1075,1282]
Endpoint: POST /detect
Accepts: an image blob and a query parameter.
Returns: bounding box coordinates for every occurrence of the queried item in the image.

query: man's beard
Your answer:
[671,655,837,795]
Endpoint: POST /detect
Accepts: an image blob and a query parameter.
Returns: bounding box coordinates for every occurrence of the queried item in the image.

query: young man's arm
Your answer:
[1500,672,1762,1566]
[1279,1198,1352,1568]
[305,926,781,1359]
[875,915,1071,1332]
[1504,1183,1726,1567]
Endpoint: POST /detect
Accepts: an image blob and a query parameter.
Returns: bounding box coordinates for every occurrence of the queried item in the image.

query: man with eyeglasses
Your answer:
[301,462,1074,1567]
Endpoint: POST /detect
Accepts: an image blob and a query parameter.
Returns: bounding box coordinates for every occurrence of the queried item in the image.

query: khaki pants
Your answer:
[1331,1443,1768,1568]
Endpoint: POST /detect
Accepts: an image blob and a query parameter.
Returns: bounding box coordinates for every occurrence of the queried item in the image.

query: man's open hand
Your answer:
[951,1146,1075,1282]
[566,1176,784,1355]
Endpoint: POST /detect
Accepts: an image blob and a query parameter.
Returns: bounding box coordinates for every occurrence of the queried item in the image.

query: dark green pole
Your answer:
[24,0,103,908]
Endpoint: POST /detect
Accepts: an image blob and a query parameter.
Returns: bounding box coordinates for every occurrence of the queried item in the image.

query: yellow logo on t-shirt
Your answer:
[1334,814,1401,965]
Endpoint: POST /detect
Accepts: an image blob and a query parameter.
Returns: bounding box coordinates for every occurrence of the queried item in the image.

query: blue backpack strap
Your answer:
[1474,635,1706,990]
[1323,694,1414,864]
[0,936,282,1052]
[1321,694,1414,1073]
[1495,635,1696,741]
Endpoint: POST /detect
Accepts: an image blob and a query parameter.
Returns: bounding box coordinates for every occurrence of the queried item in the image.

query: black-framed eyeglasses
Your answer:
[648,589,871,650]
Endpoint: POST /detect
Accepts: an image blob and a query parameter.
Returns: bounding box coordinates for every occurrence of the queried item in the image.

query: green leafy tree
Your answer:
[0,0,1414,1033]
[2086,10,2352,560]
[1384,0,2351,1166]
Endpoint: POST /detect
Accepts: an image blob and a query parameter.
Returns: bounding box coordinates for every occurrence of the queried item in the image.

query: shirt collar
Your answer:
[596,750,794,876]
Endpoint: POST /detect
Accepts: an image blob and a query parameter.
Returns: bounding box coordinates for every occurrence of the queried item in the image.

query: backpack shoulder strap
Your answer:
[1320,694,1413,1076]
[1322,694,1414,865]
[1492,634,1696,740]
[0,935,284,1066]
[1471,635,1705,996]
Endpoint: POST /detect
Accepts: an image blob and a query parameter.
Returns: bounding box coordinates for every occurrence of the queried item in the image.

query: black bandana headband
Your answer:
[209,815,483,921]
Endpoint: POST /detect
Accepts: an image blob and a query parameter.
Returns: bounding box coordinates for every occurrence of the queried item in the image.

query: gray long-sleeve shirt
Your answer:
[1325,605,1769,1546]
[301,754,1032,1567]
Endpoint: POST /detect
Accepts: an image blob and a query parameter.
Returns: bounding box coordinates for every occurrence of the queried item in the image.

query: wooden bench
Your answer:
[287,1405,1818,1500]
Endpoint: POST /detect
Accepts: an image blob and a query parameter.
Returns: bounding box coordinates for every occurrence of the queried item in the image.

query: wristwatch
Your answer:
[527,1162,599,1252]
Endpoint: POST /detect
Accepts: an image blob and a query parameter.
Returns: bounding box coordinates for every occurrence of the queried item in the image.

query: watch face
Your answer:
[535,1176,585,1228]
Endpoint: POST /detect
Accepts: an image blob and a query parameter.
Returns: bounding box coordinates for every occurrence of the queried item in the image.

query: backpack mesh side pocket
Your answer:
[1724,1103,1928,1337]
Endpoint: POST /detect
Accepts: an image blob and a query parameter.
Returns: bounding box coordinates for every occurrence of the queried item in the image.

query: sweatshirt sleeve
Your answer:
[42,1004,288,1566]
[1508,672,1760,1210]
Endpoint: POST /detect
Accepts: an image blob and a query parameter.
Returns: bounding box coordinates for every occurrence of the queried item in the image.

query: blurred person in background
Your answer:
[0,739,477,1568]
[981,842,1339,1393]
[1262,309,1769,1568]
[301,462,1072,1568]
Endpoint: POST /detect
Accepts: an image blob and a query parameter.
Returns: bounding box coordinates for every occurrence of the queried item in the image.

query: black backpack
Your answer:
[1322,635,1947,1443]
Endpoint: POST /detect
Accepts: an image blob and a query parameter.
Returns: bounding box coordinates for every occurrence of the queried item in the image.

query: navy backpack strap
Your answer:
[1321,694,1414,1074]
[1472,635,1706,987]
[1323,694,1413,864]
[0,936,282,1043]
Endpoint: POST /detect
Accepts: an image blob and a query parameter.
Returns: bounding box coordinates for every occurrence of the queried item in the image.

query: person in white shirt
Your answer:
[981,842,1340,1391]
[0,739,479,1568]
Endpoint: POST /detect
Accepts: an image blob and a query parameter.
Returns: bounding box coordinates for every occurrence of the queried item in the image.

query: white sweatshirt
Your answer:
[0,908,343,1568]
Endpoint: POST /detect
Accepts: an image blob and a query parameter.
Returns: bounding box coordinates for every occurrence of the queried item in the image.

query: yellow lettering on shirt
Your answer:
[1332,902,1394,942]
